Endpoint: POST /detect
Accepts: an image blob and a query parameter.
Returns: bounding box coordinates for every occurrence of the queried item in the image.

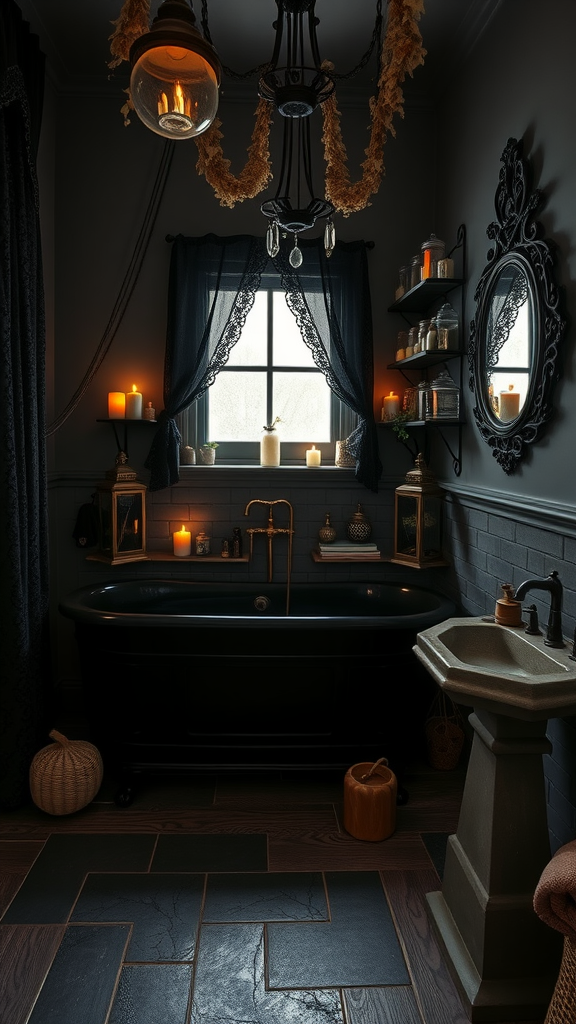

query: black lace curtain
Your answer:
[1,2,50,807]
[145,233,382,491]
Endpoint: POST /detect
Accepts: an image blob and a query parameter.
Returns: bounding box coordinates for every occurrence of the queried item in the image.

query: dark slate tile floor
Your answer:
[2,832,414,1024]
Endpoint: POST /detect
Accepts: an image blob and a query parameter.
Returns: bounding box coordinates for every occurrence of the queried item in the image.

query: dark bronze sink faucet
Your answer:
[514,571,564,648]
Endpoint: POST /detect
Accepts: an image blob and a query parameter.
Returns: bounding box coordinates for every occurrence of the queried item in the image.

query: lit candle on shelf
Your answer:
[499,385,520,422]
[173,524,191,557]
[382,392,401,421]
[126,384,143,419]
[306,445,321,467]
[108,392,126,418]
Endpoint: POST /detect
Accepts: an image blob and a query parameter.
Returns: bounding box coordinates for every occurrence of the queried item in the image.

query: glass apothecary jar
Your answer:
[417,380,431,421]
[409,254,422,290]
[435,303,459,351]
[426,370,461,421]
[420,233,445,279]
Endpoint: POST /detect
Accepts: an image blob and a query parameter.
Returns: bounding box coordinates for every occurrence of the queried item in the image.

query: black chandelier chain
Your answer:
[199,0,384,84]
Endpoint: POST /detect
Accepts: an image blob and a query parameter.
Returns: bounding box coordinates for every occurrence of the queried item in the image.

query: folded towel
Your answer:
[534,840,576,942]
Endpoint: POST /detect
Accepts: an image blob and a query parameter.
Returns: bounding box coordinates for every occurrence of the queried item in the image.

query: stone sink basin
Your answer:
[414,617,576,719]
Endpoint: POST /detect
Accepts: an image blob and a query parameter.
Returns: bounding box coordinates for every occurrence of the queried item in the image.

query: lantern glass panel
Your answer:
[117,492,144,553]
[396,494,419,558]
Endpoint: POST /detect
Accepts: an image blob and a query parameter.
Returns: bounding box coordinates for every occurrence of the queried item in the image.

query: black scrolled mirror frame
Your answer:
[468,137,566,474]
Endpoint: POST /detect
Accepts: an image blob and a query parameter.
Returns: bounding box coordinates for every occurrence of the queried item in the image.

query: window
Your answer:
[146,234,380,493]
[181,272,357,463]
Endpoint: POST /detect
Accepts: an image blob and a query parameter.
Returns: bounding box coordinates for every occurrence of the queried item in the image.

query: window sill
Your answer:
[177,463,355,473]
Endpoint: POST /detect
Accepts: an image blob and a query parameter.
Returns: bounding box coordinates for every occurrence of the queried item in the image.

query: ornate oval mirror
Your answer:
[469,137,565,473]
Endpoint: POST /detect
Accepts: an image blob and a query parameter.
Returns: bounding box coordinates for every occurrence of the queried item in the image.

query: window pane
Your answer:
[208,371,266,441]
[226,290,268,366]
[272,292,316,367]
[273,372,331,441]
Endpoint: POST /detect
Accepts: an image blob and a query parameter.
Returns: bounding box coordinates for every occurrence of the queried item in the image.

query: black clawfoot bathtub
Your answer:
[60,579,456,803]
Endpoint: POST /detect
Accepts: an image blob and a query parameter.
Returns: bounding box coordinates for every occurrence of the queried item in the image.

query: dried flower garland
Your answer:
[322,0,426,215]
[194,99,273,206]
[108,0,150,69]
[108,0,425,214]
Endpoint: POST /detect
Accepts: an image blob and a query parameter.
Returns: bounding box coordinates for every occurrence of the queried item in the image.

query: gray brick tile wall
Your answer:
[443,495,576,853]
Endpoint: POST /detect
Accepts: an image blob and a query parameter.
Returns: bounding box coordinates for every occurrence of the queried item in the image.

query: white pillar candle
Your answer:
[108,392,125,418]
[382,392,401,420]
[306,445,321,467]
[173,525,191,557]
[499,387,520,422]
[126,384,143,419]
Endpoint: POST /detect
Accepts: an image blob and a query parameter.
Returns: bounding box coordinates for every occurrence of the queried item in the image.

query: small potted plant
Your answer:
[199,441,218,465]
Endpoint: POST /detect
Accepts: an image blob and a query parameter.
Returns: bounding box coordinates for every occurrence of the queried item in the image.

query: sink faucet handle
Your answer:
[524,604,541,636]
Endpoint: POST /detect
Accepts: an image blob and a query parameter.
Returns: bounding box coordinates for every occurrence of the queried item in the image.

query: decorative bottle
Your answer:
[232,527,243,558]
[318,513,337,544]
[260,417,281,467]
[346,504,372,543]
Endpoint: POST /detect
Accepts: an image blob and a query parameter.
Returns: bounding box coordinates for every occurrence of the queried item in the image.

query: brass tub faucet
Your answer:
[244,499,294,614]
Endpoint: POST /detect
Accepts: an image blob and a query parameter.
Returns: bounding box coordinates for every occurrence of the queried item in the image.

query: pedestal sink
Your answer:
[415,617,576,1023]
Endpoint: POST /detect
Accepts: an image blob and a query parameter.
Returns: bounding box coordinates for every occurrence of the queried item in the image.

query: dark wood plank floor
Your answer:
[0,761,546,1024]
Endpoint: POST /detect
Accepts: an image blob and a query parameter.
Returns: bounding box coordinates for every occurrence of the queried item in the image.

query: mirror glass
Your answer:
[468,137,565,474]
[483,258,533,425]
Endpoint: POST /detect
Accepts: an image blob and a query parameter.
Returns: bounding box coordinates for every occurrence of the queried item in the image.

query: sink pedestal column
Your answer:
[427,708,562,1022]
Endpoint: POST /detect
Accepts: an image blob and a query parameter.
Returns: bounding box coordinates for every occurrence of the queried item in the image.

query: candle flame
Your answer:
[508,384,514,391]
[174,81,184,114]
[132,384,138,393]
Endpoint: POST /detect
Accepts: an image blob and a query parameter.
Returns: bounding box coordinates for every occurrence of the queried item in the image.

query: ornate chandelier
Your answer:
[109,0,426,261]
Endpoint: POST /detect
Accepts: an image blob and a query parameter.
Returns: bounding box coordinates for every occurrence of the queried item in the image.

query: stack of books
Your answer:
[316,541,381,560]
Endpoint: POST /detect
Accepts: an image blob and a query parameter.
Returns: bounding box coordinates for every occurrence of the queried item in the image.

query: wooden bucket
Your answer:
[343,757,397,841]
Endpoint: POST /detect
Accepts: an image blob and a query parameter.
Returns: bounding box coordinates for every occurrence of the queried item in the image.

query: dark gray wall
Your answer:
[432,0,576,850]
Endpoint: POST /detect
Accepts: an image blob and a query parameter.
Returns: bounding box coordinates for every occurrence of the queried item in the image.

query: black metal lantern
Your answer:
[392,454,447,568]
[92,453,148,565]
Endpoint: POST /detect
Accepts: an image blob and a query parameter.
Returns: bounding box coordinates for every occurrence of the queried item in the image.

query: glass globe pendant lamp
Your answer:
[129,0,221,140]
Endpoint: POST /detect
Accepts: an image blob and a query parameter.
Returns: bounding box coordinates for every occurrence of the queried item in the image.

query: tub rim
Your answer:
[59,578,457,631]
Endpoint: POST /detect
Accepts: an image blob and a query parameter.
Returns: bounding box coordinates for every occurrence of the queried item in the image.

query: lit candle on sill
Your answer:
[173,524,191,557]
[306,445,321,467]
[108,392,126,418]
[499,385,520,422]
[382,391,401,421]
[126,384,143,419]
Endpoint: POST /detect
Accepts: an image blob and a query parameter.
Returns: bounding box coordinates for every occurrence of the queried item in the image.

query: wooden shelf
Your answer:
[147,551,249,563]
[378,418,465,428]
[388,278,463,313]
[387,349,462,370]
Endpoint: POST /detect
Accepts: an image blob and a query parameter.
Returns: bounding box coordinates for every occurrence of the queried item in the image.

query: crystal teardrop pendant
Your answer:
[324,218,336,257]
[266,219,280,258]
[289,234,303,268]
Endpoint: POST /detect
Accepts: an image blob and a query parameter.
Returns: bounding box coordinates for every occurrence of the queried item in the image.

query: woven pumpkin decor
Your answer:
[29,729,103,815]
[343,758,397,842]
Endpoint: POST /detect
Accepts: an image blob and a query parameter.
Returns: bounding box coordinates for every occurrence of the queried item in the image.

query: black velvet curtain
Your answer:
[146,232,381,491]
[0,2,50,808]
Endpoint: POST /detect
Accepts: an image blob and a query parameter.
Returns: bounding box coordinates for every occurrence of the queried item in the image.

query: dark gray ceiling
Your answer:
[16,0,503,103]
